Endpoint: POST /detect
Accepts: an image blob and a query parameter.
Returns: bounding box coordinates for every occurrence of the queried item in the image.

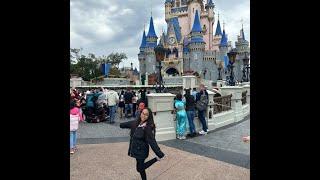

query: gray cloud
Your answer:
[71,0,250,70]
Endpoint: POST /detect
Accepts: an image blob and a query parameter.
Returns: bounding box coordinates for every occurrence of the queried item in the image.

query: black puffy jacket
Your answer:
[120,120,164,159]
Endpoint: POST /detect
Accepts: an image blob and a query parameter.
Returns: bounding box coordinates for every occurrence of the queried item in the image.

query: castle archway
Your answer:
[165,67,179,76]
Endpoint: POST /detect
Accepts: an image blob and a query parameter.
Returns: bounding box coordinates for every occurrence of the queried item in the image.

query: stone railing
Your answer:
[242,90,247,105]
[213,94,232,114]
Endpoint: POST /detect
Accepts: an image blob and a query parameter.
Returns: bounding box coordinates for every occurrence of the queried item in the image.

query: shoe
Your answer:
[176,134,181,139]
[70,149,75,154]
[199,130,208,135]
[156,157,161,161]
[180,135,186,140]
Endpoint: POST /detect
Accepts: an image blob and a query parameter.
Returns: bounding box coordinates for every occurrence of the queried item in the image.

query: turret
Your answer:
[205,0,215,21]
[145,16,158,48]
[165,0,172,22]
[188,10,205,74]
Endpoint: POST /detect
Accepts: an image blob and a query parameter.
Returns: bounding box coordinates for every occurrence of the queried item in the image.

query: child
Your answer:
[70,100,83,154]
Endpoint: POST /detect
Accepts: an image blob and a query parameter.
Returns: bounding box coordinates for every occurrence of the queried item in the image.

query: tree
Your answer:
[70,51,102,81]
[70,48,128,81]
[106,52,127,68]
[70,48,81,64]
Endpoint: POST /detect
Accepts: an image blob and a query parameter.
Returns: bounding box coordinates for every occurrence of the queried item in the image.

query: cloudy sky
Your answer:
[70,0,250,70]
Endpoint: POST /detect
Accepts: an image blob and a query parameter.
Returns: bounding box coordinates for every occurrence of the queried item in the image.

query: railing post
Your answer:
[220,86,244,122]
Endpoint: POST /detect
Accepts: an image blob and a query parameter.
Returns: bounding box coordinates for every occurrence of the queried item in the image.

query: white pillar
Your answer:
[182,75,197,90]
[220,86,244,122]
[147,93,176,141]
[243,84,250,105]
[145,73,148,85]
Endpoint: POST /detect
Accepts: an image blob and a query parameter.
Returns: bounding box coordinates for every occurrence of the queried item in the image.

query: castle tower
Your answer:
[188,10,205,75]
[235,23,249,55]
[212,13,222,51]
[234,23,250,82]
[138,29,147,75]
[219,27,228,57]
[145,16,158,74]
[205,0,215,50]
[187,0,203,32]
[165,0,173,22]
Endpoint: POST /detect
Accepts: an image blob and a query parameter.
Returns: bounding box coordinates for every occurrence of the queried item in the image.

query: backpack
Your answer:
[196,93,208,111]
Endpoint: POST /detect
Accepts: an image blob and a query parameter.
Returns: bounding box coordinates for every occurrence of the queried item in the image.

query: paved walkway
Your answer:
[72,113,250,180]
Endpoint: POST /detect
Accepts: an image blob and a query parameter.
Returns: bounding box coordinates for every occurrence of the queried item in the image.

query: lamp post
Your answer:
[227,49,237,86]
[154,44,167,93]
[242,52,250,82]
[217,62,222,80]
[203,69,207,79]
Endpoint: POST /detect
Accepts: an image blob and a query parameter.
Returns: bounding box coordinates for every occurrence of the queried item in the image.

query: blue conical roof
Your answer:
[139,30,147,49]
[191,10,202,33]
[241,28,246,40]
[147,16,157,38]
[215,19,222,36]
[220,29,228,47]
[206,0,215,8]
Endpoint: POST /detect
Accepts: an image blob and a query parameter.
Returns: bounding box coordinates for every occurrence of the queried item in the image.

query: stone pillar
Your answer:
[147,93,176,141]
[145,73,148,85]
[206,90,215,130]
[220,86,244,122]
[182,75,197,90]
[217,80,224,88]
[242,84,250,104]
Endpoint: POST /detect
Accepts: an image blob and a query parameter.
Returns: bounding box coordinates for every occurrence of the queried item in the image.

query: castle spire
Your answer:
[145,16,158,48]
[241,19,245,40]
[190,10,204,43]
[220,29,228,47]
[215,14,222,36]
[139,29,147,49]
[191,10,202,33]
[147,16,157,38]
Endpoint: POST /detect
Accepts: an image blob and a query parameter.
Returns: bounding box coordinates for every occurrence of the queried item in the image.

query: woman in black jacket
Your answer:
[120,107,165,180]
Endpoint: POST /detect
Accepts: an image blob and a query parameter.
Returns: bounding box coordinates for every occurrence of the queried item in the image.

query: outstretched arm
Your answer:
[120,120,135,129]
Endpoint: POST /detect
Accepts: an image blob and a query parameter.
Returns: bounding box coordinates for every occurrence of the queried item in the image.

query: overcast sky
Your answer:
[71,0,250,70]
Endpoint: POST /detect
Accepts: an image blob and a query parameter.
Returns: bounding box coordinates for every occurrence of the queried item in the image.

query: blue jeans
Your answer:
[125,104,133,117]
[70,131,77,149]
[186,110,196,134]
[198,110,208,132]
[108,105,116,122]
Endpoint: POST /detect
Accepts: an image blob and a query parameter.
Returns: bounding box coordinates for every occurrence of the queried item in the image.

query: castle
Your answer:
[138,0,250,83]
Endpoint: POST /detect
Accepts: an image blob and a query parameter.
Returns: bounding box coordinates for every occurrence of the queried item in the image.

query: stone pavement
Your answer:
[72,113,250,179]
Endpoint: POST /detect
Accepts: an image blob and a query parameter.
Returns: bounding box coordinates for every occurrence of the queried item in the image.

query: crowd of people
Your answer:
[69,84,216,154]
[69,85,251,179]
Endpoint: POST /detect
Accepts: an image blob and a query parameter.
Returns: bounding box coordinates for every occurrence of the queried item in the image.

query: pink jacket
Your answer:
[70,107,83,131]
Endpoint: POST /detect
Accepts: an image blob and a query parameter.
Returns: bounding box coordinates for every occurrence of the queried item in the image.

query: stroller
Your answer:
[83,93,109,123]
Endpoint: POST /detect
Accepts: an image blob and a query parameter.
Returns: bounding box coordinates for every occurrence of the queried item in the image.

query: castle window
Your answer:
[181,0,187,6]
[176,0,180,7]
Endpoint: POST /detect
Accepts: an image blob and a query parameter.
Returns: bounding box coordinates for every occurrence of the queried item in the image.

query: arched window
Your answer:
[172,47,178,58]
